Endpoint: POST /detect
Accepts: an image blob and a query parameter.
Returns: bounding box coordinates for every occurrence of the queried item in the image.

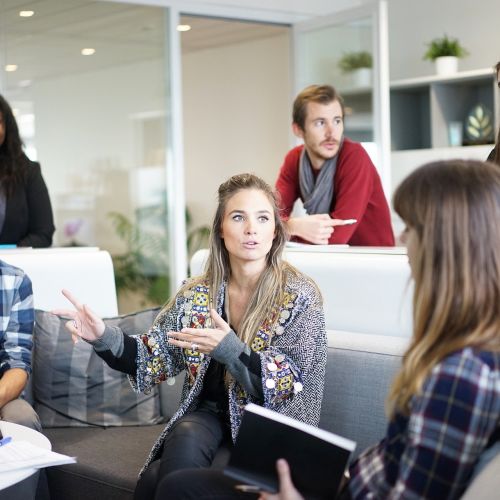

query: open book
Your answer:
[0,440,75,473]
[224,404,356,499]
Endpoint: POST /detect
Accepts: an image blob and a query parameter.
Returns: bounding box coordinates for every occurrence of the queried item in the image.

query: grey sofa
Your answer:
[39,330,406,500]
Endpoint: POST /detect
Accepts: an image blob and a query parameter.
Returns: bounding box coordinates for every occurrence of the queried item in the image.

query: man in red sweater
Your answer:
[276,84,395,246]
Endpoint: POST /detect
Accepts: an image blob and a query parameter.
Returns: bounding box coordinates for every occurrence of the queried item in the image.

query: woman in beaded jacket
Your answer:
[57,173,327,500]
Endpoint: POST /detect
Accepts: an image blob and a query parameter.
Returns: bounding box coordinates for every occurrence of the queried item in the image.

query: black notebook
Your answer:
[224,403,356,499]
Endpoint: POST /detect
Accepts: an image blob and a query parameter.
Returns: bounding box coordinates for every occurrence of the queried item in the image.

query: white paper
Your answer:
[0,440,76,473]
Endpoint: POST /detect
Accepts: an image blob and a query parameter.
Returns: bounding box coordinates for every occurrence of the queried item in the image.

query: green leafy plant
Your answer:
[338,51,372,73]
[108,205,210,308]
[109,211,169,306]
[423,35,468,61]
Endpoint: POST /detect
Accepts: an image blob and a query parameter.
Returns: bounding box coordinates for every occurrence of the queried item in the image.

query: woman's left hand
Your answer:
[167,308,231,354]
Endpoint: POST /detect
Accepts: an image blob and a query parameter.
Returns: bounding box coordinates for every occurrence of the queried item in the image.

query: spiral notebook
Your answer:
[224,404,356,499]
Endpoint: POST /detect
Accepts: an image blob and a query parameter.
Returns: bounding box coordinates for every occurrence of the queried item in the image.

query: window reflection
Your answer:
[0,0,170,312]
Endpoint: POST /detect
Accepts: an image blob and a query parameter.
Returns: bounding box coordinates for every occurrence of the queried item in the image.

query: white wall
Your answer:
[388,0,500,80]
[33,59,168,251]
[182,32,291,230]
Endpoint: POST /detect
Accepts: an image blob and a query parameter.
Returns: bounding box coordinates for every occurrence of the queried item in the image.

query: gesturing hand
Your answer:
[52,289,105,344]
[167,308,230,354]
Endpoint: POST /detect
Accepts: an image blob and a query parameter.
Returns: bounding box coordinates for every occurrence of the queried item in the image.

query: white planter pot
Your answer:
[352,67,372,87]
[435,56,458,76]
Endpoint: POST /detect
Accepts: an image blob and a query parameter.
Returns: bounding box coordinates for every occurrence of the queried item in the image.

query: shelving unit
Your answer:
[338,68,498,152]
[390,68,498,151]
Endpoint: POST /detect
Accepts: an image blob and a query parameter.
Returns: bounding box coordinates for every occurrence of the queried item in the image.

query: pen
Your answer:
[340,219,357,225]
[0,436,12,446]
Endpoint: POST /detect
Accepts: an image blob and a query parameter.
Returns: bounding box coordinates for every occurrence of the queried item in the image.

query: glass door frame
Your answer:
[163,7,188,294]
[291,0,391,196]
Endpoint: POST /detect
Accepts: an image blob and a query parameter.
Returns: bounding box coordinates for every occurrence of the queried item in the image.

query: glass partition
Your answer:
[293,1,391,194]
[0,0,174,312]
[295,18,374,143]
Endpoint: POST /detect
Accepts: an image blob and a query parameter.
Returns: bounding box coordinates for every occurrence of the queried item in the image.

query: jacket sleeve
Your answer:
[18,162,55,248]
[128,295,187,394]
[275,147,302,219]
[328,145,376,244]
[258,281,327,426]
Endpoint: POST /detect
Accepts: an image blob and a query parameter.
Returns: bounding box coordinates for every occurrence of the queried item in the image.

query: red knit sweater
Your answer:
[275,140,395,246]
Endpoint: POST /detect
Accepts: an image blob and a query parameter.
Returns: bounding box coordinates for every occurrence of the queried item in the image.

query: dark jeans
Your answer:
[134,404,231,500]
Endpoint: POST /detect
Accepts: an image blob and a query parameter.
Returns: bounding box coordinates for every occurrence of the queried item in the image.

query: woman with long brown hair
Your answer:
[345,160,500,498]
[57,173,327,499]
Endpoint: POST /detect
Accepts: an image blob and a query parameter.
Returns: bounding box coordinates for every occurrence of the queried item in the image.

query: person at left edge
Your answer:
[0,259,44,499]
[54,173,328,500]
[0,94,55,247]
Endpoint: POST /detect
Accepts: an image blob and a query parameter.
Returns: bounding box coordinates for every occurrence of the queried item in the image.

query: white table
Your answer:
[0,421,51,490]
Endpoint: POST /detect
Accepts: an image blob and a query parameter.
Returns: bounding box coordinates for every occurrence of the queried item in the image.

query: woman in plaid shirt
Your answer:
[260,159,500,500]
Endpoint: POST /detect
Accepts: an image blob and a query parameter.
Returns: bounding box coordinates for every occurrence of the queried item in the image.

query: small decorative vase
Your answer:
[435,56,458,76]
[352,67,372,87]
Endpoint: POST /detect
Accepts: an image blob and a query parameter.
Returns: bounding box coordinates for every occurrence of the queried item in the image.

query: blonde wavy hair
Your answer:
[169,173,309,347]
[388,160,500,416]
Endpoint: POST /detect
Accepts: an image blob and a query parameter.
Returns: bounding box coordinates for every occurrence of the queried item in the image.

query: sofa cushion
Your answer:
[33,308,163,428]
[43,425,164,500]
[320,331,407,458]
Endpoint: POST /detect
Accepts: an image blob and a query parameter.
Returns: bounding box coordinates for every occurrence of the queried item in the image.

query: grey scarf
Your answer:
[299,140,343,215]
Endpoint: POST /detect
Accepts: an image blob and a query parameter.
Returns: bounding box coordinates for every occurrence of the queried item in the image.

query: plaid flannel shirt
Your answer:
[0,260,34,377]
[349,347,500,499]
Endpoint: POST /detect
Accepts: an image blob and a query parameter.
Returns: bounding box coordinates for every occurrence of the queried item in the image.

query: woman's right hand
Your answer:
[52,289,105,344]
[259,459,304,500]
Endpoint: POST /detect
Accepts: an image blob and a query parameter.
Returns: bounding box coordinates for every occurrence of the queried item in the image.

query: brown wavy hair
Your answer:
[388,160,500,416]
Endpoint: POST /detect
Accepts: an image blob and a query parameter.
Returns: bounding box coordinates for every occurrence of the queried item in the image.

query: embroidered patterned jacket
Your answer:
[129,270,327,475]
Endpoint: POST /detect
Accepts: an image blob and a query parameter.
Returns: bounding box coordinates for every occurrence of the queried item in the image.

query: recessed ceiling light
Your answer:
[177,24,191,32]
[81,48,96,56]
[19,10,34,17]
[5,64,18,72]
[19,79,32,88]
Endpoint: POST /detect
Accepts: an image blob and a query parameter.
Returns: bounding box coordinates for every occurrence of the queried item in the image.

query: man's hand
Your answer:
[259,459,304,500]
[286,214,347,245]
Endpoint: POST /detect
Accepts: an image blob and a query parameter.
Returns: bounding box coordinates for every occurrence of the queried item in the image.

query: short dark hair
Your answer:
[292,84,345,130]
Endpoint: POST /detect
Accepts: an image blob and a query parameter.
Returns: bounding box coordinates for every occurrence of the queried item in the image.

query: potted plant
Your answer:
[338,51,373,87]
[423,34,468,76]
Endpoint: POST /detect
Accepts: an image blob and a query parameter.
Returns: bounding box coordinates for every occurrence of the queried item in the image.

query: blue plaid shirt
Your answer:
[349,347,500,499]
[0,259,34,377]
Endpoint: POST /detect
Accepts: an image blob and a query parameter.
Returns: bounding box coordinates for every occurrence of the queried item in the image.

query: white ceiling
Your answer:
[0,0,295,94]
[0,0,364,97]
[108,0,363,24]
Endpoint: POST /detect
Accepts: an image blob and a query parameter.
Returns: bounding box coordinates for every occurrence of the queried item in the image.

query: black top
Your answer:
[0,156,55,247]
